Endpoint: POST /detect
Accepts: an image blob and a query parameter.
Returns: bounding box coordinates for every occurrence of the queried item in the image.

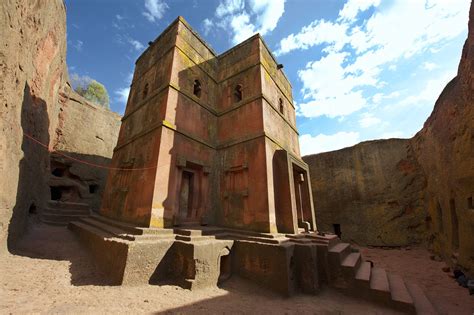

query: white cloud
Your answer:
[143,0,168,23]
[372,91,400,104]
[276,19,348,56]
[128,39,145,51]
[115,87,130,105]
[299,131,360,155]
[202,18,214,36]
[358,112,381,128]
[216,0,245,18]
[116,14,124,20]
[422,62,438,71]
[213,0,285,44]
[396,71,455,107]
[276,0,469,120]
[338,0,381,21]
[72,40,83,51]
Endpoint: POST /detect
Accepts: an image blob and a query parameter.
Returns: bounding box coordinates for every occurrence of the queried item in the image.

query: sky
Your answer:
[65,0,470,155]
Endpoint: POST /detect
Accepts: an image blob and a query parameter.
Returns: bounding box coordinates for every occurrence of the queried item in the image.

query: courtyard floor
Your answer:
[0,221,472,314]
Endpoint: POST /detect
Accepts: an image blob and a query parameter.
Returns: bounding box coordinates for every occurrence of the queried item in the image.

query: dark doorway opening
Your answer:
[50,186,62,200]
[333,223,341,238]
[51,167,65,177]
[450,198,459,249]
[28,203,37,215]
[218,250,231,284]
[89,184,99,194]
[179,171,194,221]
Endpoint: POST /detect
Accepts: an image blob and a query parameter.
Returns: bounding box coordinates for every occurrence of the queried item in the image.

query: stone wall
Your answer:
[303,139,427,246]
[410,2,474,275]
[0,0,120,252]
[304,3,474,275]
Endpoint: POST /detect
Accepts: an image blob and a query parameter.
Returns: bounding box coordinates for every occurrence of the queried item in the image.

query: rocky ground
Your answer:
[0,221,472,314]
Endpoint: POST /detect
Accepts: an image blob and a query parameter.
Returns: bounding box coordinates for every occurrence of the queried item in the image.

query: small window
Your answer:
[279,98,284,114]
[143,83,149,100]
[193,79,201,97]
[234,84,243,103]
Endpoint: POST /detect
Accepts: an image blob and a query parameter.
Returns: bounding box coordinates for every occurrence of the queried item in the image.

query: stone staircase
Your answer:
[325,237,438,314]
[41,200,91,225]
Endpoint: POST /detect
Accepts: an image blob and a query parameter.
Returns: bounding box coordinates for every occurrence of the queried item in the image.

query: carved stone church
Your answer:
[100,16,316,234]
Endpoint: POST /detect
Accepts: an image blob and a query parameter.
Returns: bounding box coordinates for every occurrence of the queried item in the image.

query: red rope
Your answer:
[2,116,156,171]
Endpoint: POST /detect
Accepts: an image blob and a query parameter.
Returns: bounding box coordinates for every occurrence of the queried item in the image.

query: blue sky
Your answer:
[65,0,470,155]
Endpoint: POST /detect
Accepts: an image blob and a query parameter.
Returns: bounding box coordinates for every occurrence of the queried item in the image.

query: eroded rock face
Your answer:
[410,2,474,275]
[305,3,474,275]
[303,139,427,246]
[0,0,120,251]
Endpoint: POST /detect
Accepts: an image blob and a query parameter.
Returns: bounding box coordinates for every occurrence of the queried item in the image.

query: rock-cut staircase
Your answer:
[41,200,91,225]
[325,238,438,314]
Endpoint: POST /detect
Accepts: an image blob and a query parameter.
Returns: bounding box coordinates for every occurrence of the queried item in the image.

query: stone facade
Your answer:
[100,17,315,235]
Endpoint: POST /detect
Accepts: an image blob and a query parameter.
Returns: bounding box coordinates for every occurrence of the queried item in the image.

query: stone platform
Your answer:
[69,215,438,314]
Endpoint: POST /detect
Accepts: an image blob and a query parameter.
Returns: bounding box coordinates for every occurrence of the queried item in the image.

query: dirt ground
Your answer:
[357,245,474,315]
[0,221,472,314]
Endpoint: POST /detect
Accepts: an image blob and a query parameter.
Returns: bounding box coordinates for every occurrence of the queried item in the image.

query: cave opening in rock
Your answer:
[51,167,65,177]
[333,223,341,238]
[468,196,473,209]
[450,198,459,250]
[28,203,37,215]
[50,186,62,200]
[89,184,99,194]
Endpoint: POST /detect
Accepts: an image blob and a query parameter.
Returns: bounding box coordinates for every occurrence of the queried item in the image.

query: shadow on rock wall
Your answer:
[8,82,50,250]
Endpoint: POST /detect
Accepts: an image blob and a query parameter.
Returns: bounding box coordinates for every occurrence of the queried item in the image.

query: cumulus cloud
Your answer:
[128,39,145,51]
[422,62,438,71]
[115,87,130,105]
[208,0,285,45]
[338,0,381,21]
[72,40,83,51]
[396,71,455,107]
[358,112,381,128]
[202,18,214,36]
[277,0,469,119]
[143,0,168,23]
[299,131,360,155]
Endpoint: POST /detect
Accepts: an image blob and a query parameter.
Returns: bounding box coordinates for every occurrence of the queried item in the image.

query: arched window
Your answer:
[234,84,242,102]
[143,83,149,100]
[193,79,202,98]
[279,98,284,114]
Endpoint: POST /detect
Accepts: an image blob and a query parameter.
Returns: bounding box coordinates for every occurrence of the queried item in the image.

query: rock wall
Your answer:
[305,3,474,274]
[303,139,427,246]
[0,0,121,252]
[411,2,474,275]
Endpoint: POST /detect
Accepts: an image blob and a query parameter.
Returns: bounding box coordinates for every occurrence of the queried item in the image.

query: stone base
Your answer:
[68,215,321,294]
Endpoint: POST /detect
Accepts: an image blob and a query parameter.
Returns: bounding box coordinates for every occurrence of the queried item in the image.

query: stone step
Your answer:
[43,207,90,216]
[79,217,135,241]
[68,220,115,239]
[355,261,372,289]
[47,200,89,211]
[90,214,145,235]
[41,213,89,225]
[328,242,351,264]
[406,283,438,315]
[370,267,391,303]
[173,227,226,237]
[341,252,361,269]
[387,273,415,313]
